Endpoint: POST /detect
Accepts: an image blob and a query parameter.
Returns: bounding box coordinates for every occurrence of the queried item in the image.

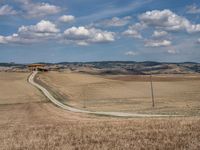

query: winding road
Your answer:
[28,71,181,117]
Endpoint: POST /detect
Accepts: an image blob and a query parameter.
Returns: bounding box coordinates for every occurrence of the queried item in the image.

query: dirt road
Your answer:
[29,71,180,117]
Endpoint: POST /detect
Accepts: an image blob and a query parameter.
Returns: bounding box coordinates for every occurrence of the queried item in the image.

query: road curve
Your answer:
[28,71,181,117]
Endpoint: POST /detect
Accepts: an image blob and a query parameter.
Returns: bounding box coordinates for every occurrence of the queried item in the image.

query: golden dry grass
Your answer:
[38,71,200,115]
[0,72,200,150]
[0,72,46,104]
[1,103,200,150]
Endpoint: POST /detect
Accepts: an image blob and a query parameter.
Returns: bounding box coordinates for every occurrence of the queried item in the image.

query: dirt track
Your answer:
[31,71,182,117]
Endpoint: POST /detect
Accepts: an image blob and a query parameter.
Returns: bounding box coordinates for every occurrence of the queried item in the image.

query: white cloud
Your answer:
[0,24,116,45]
[197,38,200,44]
[18,20,60,33]
[167,49,179,54]
[64,26,90,40]
[129,22,147,31]
[139,9,189,31]
[145,39,171,47]
[64,26,115,45]
[188,24,200,33]
[0,35,7,43]
[96,16,131,27]
[187,4,200,14]
[59,15,75,23]
[77,41,89,46]
[123,29,142,39]
[125,51,138,56]
[122,24,144,39]
[139,9,200,33]
[18,0,61,18]
[0,33,37,44]
[0,20,60,44]
[0,5,17,16]
[152,30,168,37]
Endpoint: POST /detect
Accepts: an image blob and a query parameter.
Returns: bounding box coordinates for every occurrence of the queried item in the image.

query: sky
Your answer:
[0,0,200,63]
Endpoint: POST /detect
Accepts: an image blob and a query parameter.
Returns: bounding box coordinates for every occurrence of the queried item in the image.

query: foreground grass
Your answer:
[1,118,200,150]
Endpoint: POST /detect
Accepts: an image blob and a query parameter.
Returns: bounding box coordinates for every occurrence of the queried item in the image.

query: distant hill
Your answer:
[56,61,200,74]
[0,61,200,74]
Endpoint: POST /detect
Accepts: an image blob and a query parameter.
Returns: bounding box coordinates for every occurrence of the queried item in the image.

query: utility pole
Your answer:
[150,74,155,108]
[83,85,86,108]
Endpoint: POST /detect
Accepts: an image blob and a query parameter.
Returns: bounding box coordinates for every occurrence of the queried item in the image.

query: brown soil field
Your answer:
[1,72,200,149]
[38,71,200,115]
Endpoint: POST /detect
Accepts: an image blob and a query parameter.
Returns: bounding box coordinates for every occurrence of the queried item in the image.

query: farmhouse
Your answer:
[28,64,48,72]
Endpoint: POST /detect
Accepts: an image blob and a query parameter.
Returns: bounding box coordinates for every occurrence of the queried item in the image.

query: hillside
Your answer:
[0,61,200,74]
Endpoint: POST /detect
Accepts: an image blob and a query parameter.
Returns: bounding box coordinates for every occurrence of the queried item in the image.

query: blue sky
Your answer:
[0,0,200,63]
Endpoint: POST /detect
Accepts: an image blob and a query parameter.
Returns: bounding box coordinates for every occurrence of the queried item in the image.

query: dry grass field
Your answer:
[1,72,200,149]
[38,71,200,115]
[0,72,46,104]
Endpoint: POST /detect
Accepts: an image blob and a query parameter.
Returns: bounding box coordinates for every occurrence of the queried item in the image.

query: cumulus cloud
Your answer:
[0,5,17,16]
[18,0,61,18]
[0,20,60,44]
[123,29,142,39]
[125,51,138,56]
[152,30,168,37]
[139,9,200,33]
[18,20,60,33]
[96,16,131,27]
[63,26,115,45]
[187,4,200,14]
[130,22,147,31]
[0,33,37,44]
[145,39,171,47]
[122,23,145,39]
[0,23,116,45]
[59,15,75,23]
[64,26,90,40]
